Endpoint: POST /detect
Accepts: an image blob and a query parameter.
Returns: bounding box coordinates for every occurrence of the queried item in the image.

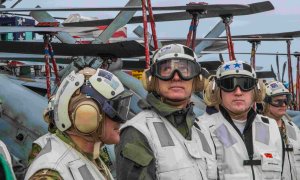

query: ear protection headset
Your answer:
[207,60,265,105]
[141,69,205,92]
[69,93,103,135]
[264,81,290,105]
[141,44,206,92]
[54,68,127,134]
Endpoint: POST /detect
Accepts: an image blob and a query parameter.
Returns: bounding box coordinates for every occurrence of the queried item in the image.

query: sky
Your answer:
[3,0,300,82]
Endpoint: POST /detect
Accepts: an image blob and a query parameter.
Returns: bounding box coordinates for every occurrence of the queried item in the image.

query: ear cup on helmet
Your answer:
[254,81,266,103]
[141,69,157,92]
[72,100,102,134]
[141,69,150,91]
[193,75,208,92]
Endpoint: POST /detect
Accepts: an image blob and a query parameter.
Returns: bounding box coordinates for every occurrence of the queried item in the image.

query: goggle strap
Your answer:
[257,82,260,90]
[80,85,126,123]
[212,80,216,93]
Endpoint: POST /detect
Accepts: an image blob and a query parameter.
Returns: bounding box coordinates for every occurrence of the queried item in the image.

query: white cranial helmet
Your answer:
[53,68,130,132]
[265,81,289,96]
[216,60,256,79]
[152,44,197,64]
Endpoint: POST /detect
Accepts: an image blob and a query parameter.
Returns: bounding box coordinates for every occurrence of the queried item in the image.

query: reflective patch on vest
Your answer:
[0,146,6,161]
[35,139,52,159]
[255,122,270,145]
[214,123,237,148]
[196,130,212,154]
[286,124,296,141]
[78,164,95,180]
[153,122,175,147]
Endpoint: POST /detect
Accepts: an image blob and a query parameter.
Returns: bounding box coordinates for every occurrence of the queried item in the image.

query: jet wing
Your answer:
[256,70,277,79]
[63,1,274,27]
[0,26,99,34]
[0,40,147,58]
[230,31,300,38]
[199,60,222,72]
[0,4,249,12]
[0,53,73,64]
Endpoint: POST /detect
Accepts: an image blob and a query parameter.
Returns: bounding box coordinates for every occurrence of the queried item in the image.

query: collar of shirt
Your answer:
[145,93,195,139]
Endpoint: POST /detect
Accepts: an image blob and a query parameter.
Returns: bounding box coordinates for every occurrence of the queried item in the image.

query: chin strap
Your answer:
[93,141,102,160]
[66,129,103,160]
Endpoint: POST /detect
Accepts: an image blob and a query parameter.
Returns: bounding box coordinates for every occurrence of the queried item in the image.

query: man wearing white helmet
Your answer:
[199,60,283,180]
[115,44,217,180]
[25,67,132,180]
[263,80,300,180]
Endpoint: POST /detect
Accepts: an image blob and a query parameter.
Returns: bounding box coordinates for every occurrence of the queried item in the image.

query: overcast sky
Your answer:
[4,0,300,82]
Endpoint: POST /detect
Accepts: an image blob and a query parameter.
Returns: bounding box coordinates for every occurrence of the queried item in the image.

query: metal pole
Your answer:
[276,53,281,82]
[296,56,300,110]
[186,18,194,48]
[43,34,51,99]
[146,0,158,50]
[222,16,236,61]
[141,0,150,69]
[250,42,257,70]
[48,37,61,86]
[286,40,295,110]
[191,13,199,51]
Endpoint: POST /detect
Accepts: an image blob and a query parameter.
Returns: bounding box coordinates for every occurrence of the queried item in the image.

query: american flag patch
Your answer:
[270,83,279,89]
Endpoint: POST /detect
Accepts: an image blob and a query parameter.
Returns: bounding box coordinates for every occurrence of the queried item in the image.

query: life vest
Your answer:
[199,112,283,180]
[122,110,217,180]
[0,140,16,180]
[25,134,113,180]
[282,115,300,180]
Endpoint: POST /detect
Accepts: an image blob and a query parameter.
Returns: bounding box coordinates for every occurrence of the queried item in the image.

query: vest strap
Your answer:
[243,159,261,166]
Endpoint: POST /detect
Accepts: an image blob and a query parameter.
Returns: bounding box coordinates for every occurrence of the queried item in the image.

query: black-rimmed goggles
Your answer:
[265,94,292,107]
[150,59,201,81]
[217,76,257,92]
[81,85,132,123]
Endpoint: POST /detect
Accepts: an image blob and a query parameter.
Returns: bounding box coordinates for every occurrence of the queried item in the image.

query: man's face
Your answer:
[221,87,254,115]
[157,72,193,106]
[269,95,288,118]
[101,116,121,144]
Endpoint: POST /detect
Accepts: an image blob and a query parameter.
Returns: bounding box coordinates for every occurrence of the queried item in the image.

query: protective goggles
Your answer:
[81,85,132,123]
[150,59,201,81]
[217,76,257,92]
[266,94,292,107]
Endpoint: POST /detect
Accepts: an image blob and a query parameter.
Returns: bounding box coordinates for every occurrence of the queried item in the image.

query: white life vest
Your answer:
[122,110,217,180]
[199,112,283,180]
[281,115,300,180]
[33,132,52,149]
[25,134,113,180]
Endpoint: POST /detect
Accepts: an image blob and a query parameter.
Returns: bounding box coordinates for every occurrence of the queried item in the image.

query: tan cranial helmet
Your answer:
[141,43,207,93]
[52,68,132,137]
[204,60,265,106]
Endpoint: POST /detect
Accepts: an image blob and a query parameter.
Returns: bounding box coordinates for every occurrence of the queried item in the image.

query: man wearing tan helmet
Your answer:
[263,80,300,180]
[199,60,283,180]
[115,44,217,180]
[25,68,132,180]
